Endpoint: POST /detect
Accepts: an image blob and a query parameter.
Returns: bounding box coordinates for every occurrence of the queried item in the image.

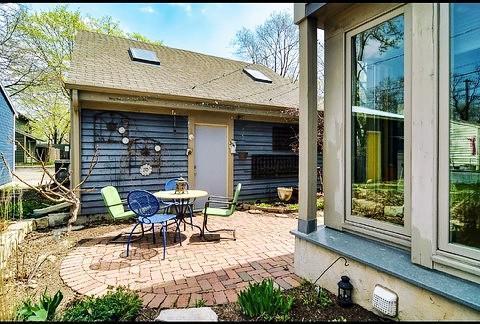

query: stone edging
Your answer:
[0,220,34,269]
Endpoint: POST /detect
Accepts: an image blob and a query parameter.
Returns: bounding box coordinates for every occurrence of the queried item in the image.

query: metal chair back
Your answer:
[164,178,190,191]
[229,183,242,214]
[127,190,160,217]
[164,178,178,191]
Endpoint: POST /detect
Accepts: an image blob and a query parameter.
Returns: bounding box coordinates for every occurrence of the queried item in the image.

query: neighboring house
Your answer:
[293,3,479,321]
[65,31,322,215]
[0,82,17,186]
[15,113,44,164]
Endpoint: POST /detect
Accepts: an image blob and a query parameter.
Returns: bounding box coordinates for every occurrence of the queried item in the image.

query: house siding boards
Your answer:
[233,120,322,201]
[79,109,188,215]
[0,89,14,186]
[450,120,480,169]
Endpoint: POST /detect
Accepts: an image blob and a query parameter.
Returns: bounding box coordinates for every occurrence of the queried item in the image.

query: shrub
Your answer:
[316,196,324,210]
[237,278,293,321]
[62,287,142,321]
[16,289,63,321]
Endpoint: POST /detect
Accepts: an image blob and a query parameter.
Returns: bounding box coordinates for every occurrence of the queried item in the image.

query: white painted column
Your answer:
[410,3,437,267]
[70,89,82,213]
[298,17,318,234]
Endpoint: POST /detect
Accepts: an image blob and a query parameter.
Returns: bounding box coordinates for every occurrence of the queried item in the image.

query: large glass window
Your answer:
[448,3,480,250]
[350,15,405,226]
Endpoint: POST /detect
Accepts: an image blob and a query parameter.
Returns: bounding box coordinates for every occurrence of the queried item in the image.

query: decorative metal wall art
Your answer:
[121,137,163,176]
[93,112,130,144]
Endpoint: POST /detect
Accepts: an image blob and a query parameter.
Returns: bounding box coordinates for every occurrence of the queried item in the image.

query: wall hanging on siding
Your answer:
[93,111,130,144]
[251,154,298,179]
[121,137,163,176]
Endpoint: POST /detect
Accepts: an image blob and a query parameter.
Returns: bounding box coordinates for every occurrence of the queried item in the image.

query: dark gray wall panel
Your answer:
[233,120,322,202]
[80,109,188,215]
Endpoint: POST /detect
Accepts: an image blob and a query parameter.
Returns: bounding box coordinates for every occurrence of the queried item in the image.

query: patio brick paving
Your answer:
[59,211,304,309]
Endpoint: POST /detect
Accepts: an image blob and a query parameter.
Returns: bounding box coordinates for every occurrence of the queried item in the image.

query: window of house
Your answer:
[345,7,411,237]
[272,125,298,151]
[439,3,480,260]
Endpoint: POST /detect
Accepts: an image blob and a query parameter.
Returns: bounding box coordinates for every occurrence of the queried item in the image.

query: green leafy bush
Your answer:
[62,287,142,321]
[237,278,294,321]
[16,289,63,321]
[316,196,324,210]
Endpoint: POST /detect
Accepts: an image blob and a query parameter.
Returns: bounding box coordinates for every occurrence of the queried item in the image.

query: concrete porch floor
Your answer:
[60,211,317,309]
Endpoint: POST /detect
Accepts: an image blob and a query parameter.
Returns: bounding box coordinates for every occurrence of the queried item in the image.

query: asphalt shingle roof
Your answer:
[65,31,299,109]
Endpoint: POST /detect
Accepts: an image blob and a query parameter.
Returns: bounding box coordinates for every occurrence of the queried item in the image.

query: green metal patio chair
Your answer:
[202,183,242,240]
[100,186,149,243]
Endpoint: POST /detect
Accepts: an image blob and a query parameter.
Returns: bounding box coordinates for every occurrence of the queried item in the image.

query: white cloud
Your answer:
[168,3,192,14]
[139,5,155,14]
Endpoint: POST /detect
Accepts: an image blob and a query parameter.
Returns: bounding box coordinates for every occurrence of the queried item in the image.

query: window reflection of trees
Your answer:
[350,15,405,225]
[352,16,404,186]
[450,66,480,123]
[352,17,404,108]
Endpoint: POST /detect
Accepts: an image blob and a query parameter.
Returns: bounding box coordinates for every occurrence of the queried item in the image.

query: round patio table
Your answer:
[153,190,208,238]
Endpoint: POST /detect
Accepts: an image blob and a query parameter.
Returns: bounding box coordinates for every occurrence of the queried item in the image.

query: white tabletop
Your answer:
[153,189,208,200]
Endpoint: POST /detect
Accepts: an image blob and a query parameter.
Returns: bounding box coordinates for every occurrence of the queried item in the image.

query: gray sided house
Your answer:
[294,3,480,321]
[65,31,322,215]
[15,113,43,164]
[0,83,16,186]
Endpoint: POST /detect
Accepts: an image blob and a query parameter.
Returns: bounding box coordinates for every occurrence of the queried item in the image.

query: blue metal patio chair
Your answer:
[126,190,180,259]
[164,178,194,230]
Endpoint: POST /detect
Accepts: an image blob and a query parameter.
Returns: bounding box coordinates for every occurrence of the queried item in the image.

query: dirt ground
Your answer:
[211,282,389,322]
[1,221,129,318]
[2,212,329,321]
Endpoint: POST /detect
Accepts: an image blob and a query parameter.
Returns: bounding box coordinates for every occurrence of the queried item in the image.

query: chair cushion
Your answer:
[203,207,231,217]
[139,213,177,224]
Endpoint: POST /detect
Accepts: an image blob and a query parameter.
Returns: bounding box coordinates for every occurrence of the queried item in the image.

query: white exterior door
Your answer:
[194,125,227,210]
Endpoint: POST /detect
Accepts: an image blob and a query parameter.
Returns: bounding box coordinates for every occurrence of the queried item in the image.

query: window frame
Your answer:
[438,3,480,261]
[344,5,412,238]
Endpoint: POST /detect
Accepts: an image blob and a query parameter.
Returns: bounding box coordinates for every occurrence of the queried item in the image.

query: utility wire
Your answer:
[233,81,294,101]
[268,85,299,102]
[190,42,299,90]
[191,62,255,90]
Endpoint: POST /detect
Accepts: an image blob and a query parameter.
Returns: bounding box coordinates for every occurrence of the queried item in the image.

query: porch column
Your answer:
[298,17,318,234]
[70,90,81,209]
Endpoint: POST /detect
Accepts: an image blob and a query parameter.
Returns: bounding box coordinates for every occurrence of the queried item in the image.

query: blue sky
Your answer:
[26,3,294,60]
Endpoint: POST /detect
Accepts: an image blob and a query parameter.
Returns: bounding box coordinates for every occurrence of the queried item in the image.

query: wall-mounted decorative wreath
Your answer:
[93,112,130,144]
[121,137,163,176]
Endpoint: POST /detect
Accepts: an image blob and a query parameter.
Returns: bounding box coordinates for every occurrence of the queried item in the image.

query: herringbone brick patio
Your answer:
[60,211,304,309]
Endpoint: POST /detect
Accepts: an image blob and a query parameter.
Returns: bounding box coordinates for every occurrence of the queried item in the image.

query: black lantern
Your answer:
[337,276,353,307]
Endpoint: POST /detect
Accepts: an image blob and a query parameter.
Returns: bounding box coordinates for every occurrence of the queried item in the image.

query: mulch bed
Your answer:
[138,281,391,321]
[211,282,390,322]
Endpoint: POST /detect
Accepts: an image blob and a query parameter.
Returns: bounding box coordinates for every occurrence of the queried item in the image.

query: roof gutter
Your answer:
[64,82,298,112]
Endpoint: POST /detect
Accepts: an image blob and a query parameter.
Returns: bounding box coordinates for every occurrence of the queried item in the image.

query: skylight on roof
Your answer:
[128,47,160,65]
[243,68,272,83]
